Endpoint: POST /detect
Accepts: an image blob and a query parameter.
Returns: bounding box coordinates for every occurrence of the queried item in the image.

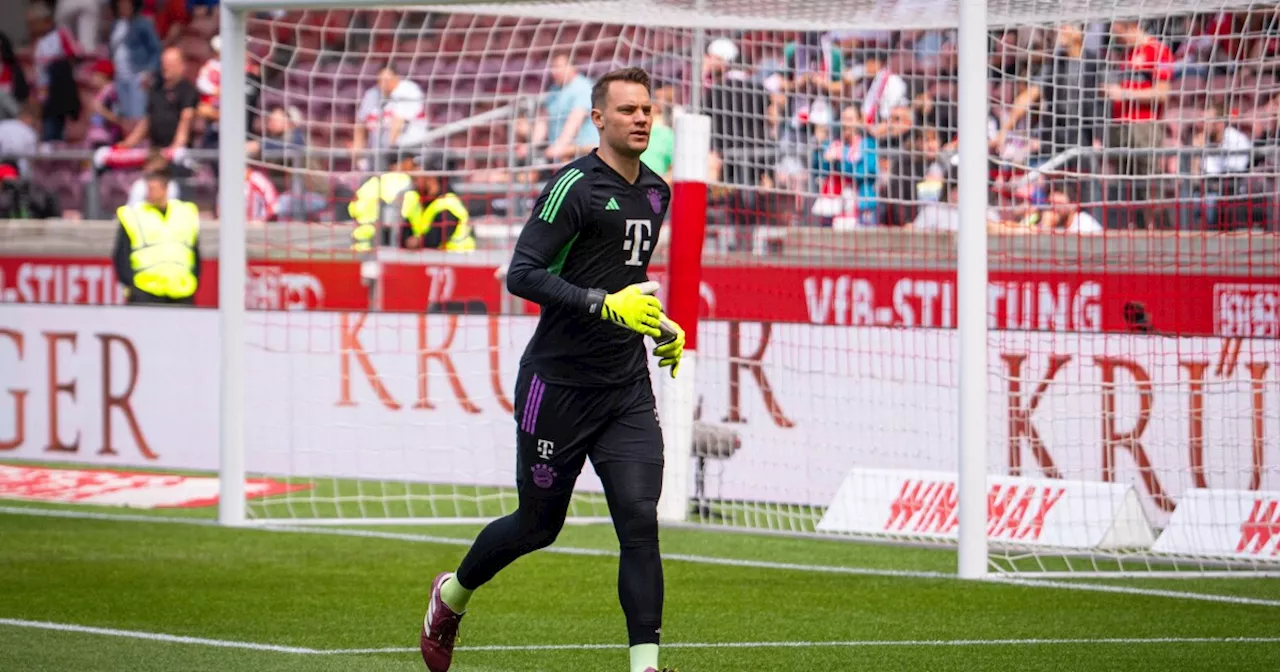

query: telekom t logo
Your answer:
[623,219,652,266]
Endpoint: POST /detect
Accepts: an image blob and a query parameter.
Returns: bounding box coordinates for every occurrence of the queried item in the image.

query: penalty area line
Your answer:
[2,619,1279,656]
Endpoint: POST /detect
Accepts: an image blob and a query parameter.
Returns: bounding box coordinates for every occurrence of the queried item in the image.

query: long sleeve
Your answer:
[112,220,133,288]
[505,170,590,311]
[139,21,161,73]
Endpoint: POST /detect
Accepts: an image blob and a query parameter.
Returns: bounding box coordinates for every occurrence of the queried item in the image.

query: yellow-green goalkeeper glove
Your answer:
[590,281,663,338]
[653,313,685,378]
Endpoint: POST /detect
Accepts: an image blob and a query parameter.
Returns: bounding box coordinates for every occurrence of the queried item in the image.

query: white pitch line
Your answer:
[0,618,319,654]
[2,505,1279,609]
[988,576,1280,608]
[451,637,1280,653]
[2,619,1279,656]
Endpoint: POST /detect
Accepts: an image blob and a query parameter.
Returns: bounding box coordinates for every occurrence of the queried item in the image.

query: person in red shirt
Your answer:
[1104,19,1174,228]
[244,167,279,223]
[1105,19,1174,179]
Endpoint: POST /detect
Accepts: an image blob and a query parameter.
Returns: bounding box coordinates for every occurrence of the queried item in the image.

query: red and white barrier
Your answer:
[817,468,1155,550]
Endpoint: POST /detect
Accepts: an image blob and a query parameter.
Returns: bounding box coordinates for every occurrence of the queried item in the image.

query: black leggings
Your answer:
[454,460,664,646]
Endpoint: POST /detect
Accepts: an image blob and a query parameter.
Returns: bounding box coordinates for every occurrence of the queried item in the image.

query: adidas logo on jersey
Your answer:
[605,197,620,211]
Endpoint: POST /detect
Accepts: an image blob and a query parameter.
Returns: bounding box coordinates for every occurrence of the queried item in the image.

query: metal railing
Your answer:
[7,126,1278,233]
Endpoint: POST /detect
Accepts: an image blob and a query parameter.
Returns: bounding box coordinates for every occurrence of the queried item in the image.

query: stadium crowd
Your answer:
[1,4,1278,232]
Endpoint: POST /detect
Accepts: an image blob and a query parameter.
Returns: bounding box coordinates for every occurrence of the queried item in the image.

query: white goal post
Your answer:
[215,0,1280,579]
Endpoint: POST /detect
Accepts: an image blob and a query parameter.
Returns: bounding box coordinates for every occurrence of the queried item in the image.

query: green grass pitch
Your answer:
[2,499,1280,671]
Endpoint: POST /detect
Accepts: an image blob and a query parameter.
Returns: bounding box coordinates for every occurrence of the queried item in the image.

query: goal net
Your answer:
[220,0,1280,575]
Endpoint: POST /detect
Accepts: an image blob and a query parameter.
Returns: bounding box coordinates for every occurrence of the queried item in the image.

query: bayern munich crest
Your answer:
[531,464,556,489]
[647,188,662,213]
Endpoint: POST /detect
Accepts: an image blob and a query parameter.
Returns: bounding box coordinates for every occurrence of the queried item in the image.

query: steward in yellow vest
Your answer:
[111,165,202,305]
[349,154,475,253]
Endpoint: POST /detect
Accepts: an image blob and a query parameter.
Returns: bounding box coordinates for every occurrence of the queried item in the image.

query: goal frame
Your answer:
[214,0,992,578]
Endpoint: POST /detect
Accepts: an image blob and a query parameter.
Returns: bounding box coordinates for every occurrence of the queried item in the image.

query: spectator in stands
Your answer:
[109,0,161,121]
[28,1,83,142]
[55,0,101,52]
[851,49,909,133]
[117,47,198,152]
[851,47,912,214]
[196,35,262,150]
[780,32,844,144]
[520,52,598,163]
[1189,101,1257,230]
[0,32,31,121]
[1104,18,1174,221]
[703,38,775,186]
[246,106,305,157]
[811,105,878,226]
[0,102,40,175]
[1245,8,1280,76]
[87,60,126,148]
[1193,102,1254,175]
[996,23,1104,166]
[1180,11,1241,72]
[195,39,264,150]
[1254,92,1280,147]
[277,157,342,222]
[907,167,1002,231]
[153,0,191,46]
[127,152,180,205]
[882,126,949,226]
[352,62,429,170]
[0,158,61,218]
[1024,182,1104,234]
[245,166,279,223]
[196,36,221,148]
[189,0,218,19]
[901,29,956,77]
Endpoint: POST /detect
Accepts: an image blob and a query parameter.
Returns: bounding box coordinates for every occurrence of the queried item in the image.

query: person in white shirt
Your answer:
[54,0,100,52]
[351,63,429,169]
[1195,105,1253,175]
[29,3,82,93]
[909,171,1002,231]
[244,167,279,223]
[0,102,39,175]
[852,50,909,126]
[196,36,221,137]
[849,49,913,151]
[1032,183,1104,234]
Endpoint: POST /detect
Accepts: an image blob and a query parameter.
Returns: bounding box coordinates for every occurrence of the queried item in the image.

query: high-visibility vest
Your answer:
[349,172,415,252]
[116,200,200,299]
[408,192,474,252]
[349,172,474,252]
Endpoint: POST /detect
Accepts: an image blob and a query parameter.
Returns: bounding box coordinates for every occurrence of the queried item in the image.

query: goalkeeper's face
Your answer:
[594,82,652,159]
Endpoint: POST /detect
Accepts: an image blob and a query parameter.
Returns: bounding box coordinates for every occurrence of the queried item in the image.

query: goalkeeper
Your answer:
[420,66,682,672]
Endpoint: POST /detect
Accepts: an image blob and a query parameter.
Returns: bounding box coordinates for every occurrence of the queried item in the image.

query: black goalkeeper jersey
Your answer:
[505,151,671,387]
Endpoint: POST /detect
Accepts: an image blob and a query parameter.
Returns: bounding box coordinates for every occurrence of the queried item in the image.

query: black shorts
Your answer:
[513,367,663,497]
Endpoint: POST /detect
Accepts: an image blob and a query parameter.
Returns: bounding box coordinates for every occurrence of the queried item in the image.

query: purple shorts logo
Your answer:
[647,188,662,213]
[531,464,557,489]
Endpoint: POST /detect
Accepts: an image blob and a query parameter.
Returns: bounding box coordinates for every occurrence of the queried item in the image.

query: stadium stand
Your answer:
[3,6,1278,232]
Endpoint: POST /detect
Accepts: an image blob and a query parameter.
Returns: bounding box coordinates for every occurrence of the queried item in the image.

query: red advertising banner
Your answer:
[2,256,1275,337]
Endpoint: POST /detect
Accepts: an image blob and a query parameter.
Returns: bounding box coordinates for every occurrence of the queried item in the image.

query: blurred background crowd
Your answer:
[2,2,1278,236]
